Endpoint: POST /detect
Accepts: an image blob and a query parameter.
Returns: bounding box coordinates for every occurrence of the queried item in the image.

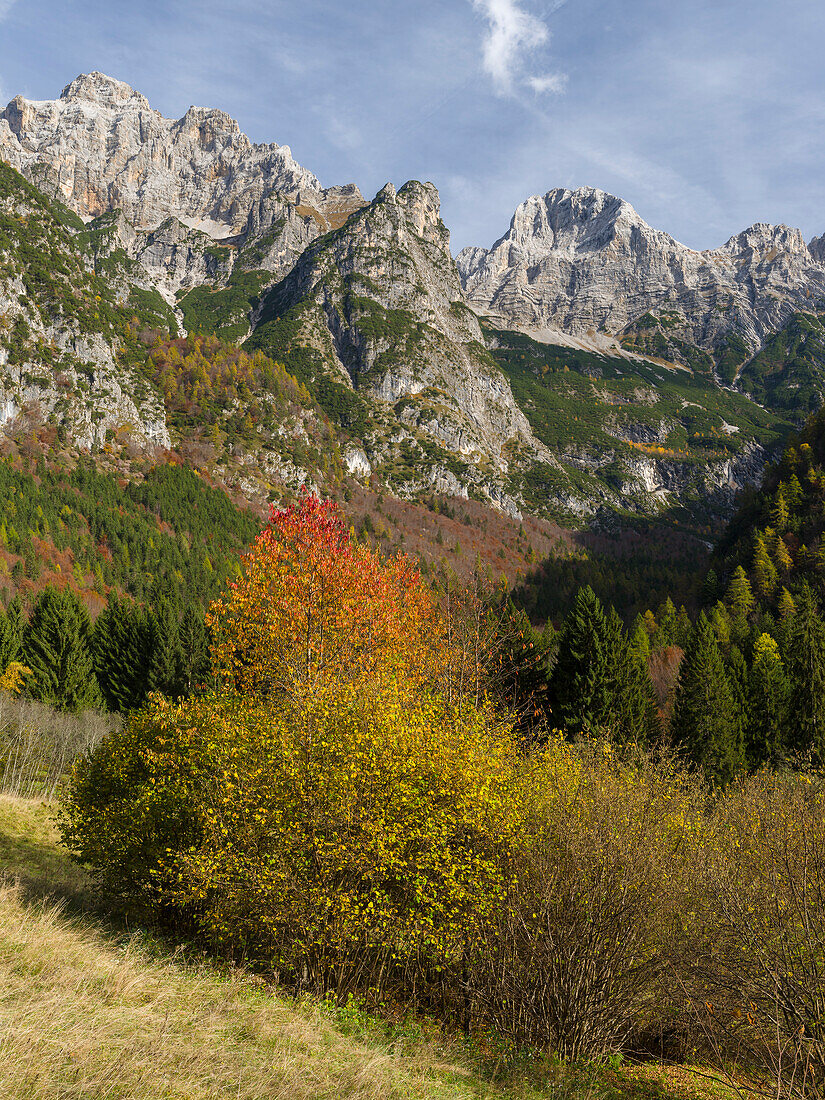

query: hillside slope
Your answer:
[0,795,751,1100]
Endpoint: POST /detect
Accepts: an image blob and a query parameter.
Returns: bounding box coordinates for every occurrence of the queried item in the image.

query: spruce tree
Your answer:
[93,596,153,712]
[725,566,755,619]
[675,606,693,650]
[551,586,614,735]
[709,601,732,655]
[0,599,22,671]
[752,535,778,600]
[726,645,750,756]
[610,607,660,744]
[491,603,555,735]
[629,615,650,661]
[748,633,790,767]
[785,585,825,761]
[671,613,744,785]
[23,586,102,711]
[148,597,185,698]
[655,597,678,649]
[703,568,719,605]
[179,604,212,695]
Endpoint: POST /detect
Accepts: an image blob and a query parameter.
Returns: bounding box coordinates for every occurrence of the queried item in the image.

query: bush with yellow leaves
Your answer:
[469,738,704,1060]
[681,771,825,1100]
[63,684,523,1014]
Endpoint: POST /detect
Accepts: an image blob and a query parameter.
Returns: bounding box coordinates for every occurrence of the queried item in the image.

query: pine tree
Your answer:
[0,598,22,671]
[551,586,614,735]
[725,566,754,619]
[785,586,825,761]
[671,613,744,786]
[748,633,790,767]
[752,534,778,600]
[23,586,102,711]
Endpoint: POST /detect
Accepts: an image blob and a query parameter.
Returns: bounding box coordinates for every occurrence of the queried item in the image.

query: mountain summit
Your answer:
[457,186,825,358]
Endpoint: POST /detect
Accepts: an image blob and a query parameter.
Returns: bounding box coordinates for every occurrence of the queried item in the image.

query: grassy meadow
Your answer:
[0,793,749,1100]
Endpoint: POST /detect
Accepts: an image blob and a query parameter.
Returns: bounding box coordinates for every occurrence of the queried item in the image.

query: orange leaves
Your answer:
[207,491,445,703]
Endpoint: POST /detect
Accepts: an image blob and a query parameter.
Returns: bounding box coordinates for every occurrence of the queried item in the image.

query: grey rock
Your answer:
[255,179,554,510]
[0,72,366,295]
[457,186,825,355]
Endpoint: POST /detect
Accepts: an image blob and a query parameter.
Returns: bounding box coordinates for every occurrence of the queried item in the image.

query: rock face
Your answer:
[250,181,549,510]
[0,73,810,524]
[0,161,169,450]
[0,72,365,294]
[457,187,825,354]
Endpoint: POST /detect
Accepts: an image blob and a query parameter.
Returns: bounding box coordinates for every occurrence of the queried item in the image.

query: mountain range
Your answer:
[2,72,825,525]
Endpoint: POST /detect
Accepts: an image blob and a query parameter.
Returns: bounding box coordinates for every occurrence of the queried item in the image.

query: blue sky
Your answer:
[1,0,824,253]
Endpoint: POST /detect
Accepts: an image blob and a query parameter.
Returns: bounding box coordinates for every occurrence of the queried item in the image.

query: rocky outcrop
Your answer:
[0,159,170,451]
[457,187,825,355]
[251,180,556,510]
[0,72,366,295]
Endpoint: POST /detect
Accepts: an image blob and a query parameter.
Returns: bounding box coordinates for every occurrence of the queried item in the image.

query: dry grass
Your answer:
[0,796,755,1100]
[0,879,497,1100]
[0,796,511,1100]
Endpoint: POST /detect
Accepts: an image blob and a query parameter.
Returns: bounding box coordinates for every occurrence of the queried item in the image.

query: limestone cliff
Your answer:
[457,187,825,359]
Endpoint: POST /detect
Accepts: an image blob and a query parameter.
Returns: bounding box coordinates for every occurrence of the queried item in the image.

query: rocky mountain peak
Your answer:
[395,180,446,244]
[715,222,809,261]
[457,183,825,350]
[519,187,678,257]
[0,72,325,234]
[58,71,150,108]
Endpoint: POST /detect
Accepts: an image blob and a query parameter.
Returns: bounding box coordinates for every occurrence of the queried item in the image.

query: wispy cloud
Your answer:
[0,0,16,21]
[528,72,567,94]
[470,0,565,96]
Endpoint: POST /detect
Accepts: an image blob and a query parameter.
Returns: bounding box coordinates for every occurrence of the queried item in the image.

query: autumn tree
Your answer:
[207,492,445,703]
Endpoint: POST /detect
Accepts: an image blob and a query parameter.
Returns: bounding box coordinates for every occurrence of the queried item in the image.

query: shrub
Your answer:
[62,685,522,1013]
[684,772,825,1100]
[469,740,702,1060]
[59,695,218,905]
[0,693,116,800]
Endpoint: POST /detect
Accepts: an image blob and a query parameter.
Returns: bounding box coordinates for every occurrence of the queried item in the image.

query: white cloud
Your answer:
[528,72,567,94]
[0,0,16,21]
[471,0,562,96]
